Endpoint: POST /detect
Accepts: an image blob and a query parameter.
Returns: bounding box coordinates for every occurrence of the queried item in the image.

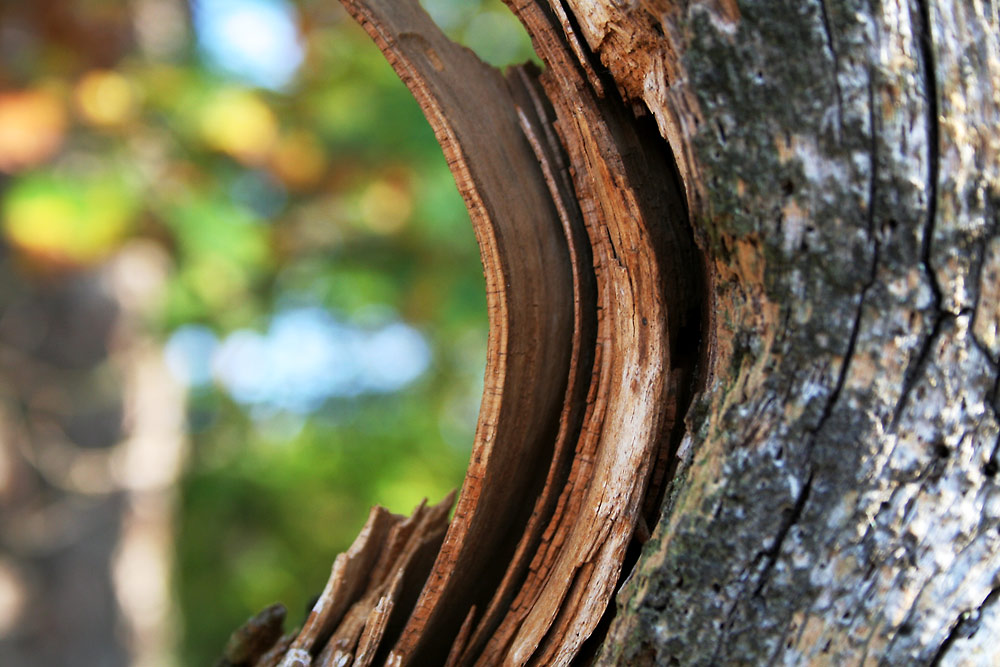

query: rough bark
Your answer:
[226,1,1000,664]
[588,1,1000,664]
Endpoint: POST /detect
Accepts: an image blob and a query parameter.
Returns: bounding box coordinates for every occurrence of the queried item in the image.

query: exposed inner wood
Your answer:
[219,0,701,664]
[489,2,699,663]
[335,1,586,664]
[453,61,598,666]
[215,0,1000,664]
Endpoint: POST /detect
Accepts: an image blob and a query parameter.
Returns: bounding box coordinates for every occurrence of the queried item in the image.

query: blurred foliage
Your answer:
[0,0,533,663]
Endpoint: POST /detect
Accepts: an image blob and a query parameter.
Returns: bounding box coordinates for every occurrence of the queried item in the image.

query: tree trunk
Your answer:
[227,1,1000,664]
[588,2,1000,663]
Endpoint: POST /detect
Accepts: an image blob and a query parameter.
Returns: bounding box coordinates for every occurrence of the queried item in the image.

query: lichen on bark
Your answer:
[586,0,1000,664]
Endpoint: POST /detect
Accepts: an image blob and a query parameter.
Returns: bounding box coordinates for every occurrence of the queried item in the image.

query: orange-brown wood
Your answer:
[335,0,592,663]
[279,506,399,665]
[471,1,697,663]
[228,0,698,663]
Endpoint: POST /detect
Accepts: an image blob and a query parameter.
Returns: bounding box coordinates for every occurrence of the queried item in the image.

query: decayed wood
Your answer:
[278,506,398,665]
[453,62,596,667]
[351,565,404,666]
[254,634,295,667]
[221,0,999,663]
[235,494,452,666]
[333,0,696,663]
[335,1,589,663]
[223,0,697,662]
[482,3,698,664]
[217,604,286,667]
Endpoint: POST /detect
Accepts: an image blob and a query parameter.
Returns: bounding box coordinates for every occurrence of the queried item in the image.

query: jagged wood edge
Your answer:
[330,0,701,663]
[335,0,588,664]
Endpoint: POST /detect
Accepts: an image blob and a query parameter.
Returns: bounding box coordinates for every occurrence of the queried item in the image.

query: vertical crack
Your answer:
[753,472,815,599]
[732,16,881,656]
[889,0,943,428]
[711,473,815,664]
[817,0,844,136]
[808,244,878,435]
[969,224,1000,369]
[891,312,951,429]
[810,63,880,437]
[914,0,942,309]
[929,585,1000,665]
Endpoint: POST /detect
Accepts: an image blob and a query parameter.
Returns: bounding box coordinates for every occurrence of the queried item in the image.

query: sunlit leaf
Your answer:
[2,170,138,266]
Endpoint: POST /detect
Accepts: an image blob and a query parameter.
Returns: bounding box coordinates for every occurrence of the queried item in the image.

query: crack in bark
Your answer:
[709,472,815,664]
[722,19,884,654]
[865,73,879,238]
[970,230,1000,370]
[817,0,844,139]
[712,77,881,663]
[808,242,879,436]
[987,430,1000,477]
[708,571,752,666]
[746,56,882,656]
[880,429,989,659]
[915,0,942,309]
[810,63,880,437]
[891,311,950,430]
[890,0,943,431]
[880,426,998,662]
[929,583,1000,665]
[879,566,939,666]
[990,372,1000,426]
[551,0,609,96]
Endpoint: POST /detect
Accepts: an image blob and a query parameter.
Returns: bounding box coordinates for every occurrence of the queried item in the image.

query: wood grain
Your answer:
[224,0,1000,663]
[226,0,700,663]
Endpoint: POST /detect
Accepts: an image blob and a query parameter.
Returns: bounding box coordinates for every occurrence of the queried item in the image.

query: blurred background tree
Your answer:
[0,1,533,664]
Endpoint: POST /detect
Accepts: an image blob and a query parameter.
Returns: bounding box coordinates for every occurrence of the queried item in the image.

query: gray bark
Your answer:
[574,1,1000,664]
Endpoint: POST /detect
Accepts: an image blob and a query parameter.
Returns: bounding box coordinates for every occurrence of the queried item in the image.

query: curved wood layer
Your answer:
[475,3,699,664]
[336,1,590,663]
[226,2,702,665]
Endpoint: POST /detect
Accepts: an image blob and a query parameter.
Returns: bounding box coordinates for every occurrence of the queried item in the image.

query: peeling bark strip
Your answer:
[220,0,1000,664]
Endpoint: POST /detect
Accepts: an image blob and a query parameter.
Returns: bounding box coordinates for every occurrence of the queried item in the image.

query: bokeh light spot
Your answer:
[270,131,327,191]
[196,306,432,414]
[0,89,66,173]
[191,0,304,91]
[2,172,137,266]
[360,179,413,235]
[199,88,278,165]
[75,69,137,127]
[165,325,219,388]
